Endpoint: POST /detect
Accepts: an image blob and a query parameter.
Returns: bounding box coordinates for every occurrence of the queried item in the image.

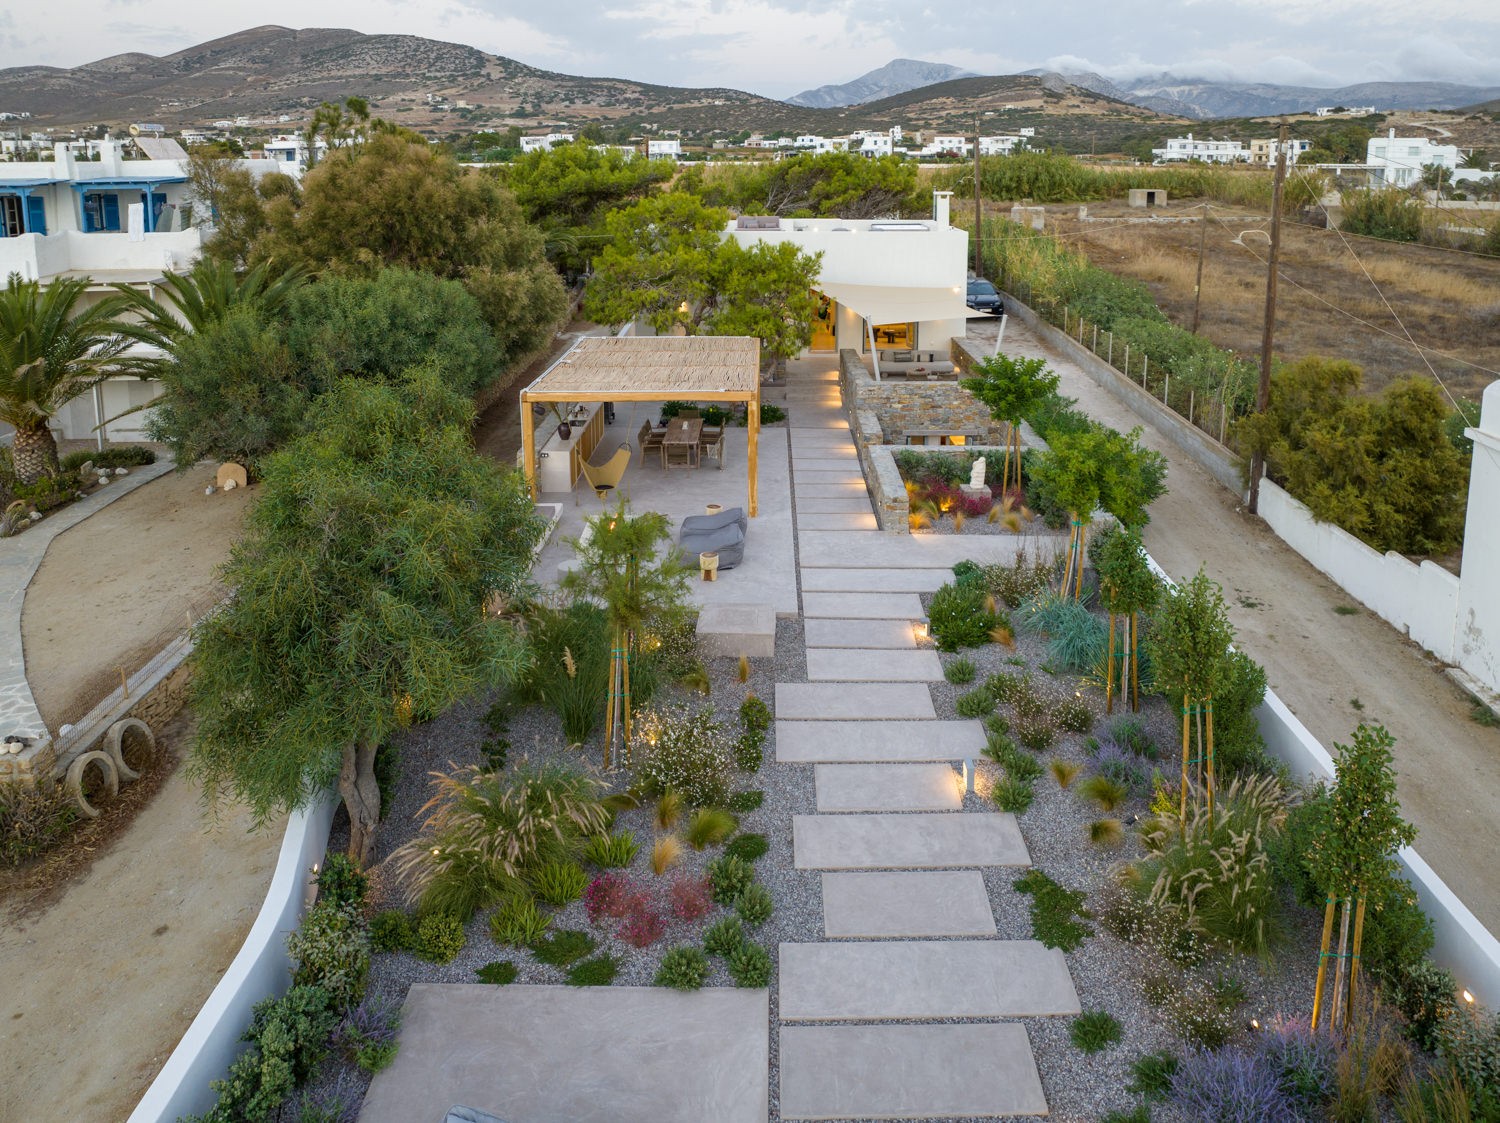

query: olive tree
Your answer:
[187,366,544,865]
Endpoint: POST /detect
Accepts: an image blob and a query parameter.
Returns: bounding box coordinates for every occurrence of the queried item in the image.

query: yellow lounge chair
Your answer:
[578,443,631,504]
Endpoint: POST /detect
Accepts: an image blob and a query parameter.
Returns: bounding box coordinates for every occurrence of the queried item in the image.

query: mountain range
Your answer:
[787,59,978,108]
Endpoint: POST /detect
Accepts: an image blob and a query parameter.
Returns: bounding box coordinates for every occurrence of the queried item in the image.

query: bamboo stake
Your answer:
[1311,896,1336,1031]
[1331,897,1352,1032]
[1179,697,1191,826]
[1106,614,1117,715]
[1130,613,1140,711]
[622,633,634,764]
[1205,697,1215,822]
[1347,894,1367,1027]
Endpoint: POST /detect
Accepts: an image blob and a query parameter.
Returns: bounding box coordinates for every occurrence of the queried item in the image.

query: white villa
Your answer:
[1248,137,1312,165]
[978,135,1029,157]
[261,134,328,167]
[1367,129,1461,188]
[1151,134,1247,164]
[723,191,970,368]
[647,139,682,161]
[519,133,575,154]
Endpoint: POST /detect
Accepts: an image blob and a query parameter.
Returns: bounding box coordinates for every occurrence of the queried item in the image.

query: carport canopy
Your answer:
[519,334,763,515]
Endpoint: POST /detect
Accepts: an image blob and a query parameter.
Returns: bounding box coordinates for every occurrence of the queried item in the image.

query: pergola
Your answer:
[519,334,764,515]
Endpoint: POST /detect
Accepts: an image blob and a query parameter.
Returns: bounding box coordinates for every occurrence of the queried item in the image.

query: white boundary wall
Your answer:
[129,797,338,1123]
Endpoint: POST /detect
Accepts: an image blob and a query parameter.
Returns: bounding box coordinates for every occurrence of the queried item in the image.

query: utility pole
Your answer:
[973,116,983,277]
[1190,202,1209,334]
[1247,121,1289,515]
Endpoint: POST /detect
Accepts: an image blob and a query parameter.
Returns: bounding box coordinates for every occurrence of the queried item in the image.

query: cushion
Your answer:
[680,514,746,570]
[681,507,747,535]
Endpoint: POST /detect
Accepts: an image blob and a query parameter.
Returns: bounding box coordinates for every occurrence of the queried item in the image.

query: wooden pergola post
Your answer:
[747,391,760,517]
[520,389,538,501]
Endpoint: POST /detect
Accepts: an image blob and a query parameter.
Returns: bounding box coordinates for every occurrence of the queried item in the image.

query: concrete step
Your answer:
[779,1024,1046,1120]
[805,648,943,681]
[800,568,952,593]
[802,592,925,619]
[796,512,879,532]
[792,812,1028,869]
[803,619,917,649]
[778,940,1079,1020]
[774,683,936,721]
[776,720,985,762]
[814,763,961,811]
[794,497,875,515]
[794,483,868,499]
[821,870,997,938]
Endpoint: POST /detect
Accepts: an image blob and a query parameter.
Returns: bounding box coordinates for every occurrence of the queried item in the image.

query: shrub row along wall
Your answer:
[129,797,338,1123]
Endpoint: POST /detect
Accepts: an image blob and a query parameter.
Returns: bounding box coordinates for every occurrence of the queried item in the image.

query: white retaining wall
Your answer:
[128,796,338,1123]
[1256,479,1463,665]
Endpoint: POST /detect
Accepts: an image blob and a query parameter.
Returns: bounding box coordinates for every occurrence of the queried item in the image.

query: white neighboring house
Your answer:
[0,138,290,443]
[647,139,681,161]
[978,135,1028,157]
[1152,134,1247,164]
[519,132,575,153]
[261,133,329,168]
[1314,106,1376,117]
[919,136,970,157]
[721,190,970,371]
[1248,137,1312,165]
[591,145,639,160]
[1366,129,1461,188]
[851,132,893,158]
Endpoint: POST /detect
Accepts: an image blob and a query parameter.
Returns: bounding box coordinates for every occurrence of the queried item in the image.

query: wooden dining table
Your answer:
[661,417,703,468]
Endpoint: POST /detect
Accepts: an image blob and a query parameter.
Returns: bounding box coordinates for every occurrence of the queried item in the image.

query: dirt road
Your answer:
[21,462,253,730]
[974,315,1500,934]
[0,714,284,1122]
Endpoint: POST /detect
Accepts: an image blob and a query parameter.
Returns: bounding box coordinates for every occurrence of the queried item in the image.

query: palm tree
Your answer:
[113,258,304,376]
[0,275,131,484]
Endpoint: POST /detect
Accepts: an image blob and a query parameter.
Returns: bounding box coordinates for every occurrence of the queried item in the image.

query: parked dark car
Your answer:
[966,278,1004,314]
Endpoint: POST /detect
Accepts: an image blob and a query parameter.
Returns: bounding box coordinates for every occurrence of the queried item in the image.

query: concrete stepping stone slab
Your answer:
[794,476,867,490]
[790,430,856,444]
[797,512,879,532]
[802,592,925,619]
[803,619,917,649]
[792,812,1028,868]
[805,648,943,682]
[776,720,985,761]
[779,1024,1046,1120]
[794,488,869,504]
[800,568,952,593]
[821,870,997,937]
[779,940,1079,1020]
[775,683,936,721]
[794,497,875,515]
[788,419,850,430]
[814,763,961,811]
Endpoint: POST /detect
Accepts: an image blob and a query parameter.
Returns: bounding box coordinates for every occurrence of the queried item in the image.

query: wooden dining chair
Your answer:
[697,426,725,469]
[637,421,665,466]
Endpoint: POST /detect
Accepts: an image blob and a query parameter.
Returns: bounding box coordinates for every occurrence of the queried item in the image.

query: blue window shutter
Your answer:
[24,195,45,235]
[102,194,120,231]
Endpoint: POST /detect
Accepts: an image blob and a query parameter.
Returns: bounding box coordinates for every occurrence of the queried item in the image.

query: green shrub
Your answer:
[984,713,1011,738]
[1341,187,1424,241]
[1100,1106,1151,1123]
[1014,715,1057,752]
[530,860,589,905]
[1071,1009,1124,1052]
[986,548,1056,608]
[286,902,370,1009]
[1052,696,1094,733]
[314,853,369,910]
[655,945,710,990]
[476,961,517,984]
[633,704,735,806]
[207,986,336,1122]
[740,693,771,732]
[734,883,774,927]
[984,733,1043,781]
[704,916,746,957]
[0,781,77,868]
[334,993,402,1074]
[489,896,551,948]
[724,833,769,863]
[708,855,755,904]
[515,602,611,743]
[928,581,1003,651]
[955,687,995,718]
[735,695,770,772]
[1043,602,1109,674]
[944,657,977,684]
[370,909,415,953]
[1079,774,1128,812]
[726,789,764,813]
[1128,1050,1179,1099]
[390,761,608,921]
[566,954,619,986]
[1014,868,1092,951]
[728,942,773,988]
[374,740,400,818]
[1437,1003,1500,1108]
[584,830,639,869]
[992,776,1035,813]
[985,671,1025,704]
[1109,717,1158,759]
[530,928,597,967]
[60,445,157,471]
[685,807,738,850]
[411,912,467,963]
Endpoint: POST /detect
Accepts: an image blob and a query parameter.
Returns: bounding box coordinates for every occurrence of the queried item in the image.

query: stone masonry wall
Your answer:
[838,349,1003,446]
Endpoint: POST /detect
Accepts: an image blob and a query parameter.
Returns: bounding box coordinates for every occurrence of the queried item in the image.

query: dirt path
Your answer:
[21,462,254,730]
[975,316,1500,934]
[0,712,284,1122]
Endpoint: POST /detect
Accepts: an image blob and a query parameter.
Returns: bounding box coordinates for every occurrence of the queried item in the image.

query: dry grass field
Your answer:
[1045,199,1500,403]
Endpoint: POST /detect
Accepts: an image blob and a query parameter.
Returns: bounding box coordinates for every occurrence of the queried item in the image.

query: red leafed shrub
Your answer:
[958,491,993,517]
[584,873,632,923]
[669,874,713,920]
[618,894,666,947]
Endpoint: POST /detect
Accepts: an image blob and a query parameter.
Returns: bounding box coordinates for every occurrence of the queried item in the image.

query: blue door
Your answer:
[24,195,45,235]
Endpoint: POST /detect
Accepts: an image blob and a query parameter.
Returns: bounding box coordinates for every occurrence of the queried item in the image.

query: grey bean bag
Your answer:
[679,507,748,569]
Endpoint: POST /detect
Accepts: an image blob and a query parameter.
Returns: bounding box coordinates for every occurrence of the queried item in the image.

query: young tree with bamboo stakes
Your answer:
[561,501,692,770]
[1091,526,1160,713]
[1302,723,1416,1034]
[1149,569,1234,823]
[959,353,1059,496]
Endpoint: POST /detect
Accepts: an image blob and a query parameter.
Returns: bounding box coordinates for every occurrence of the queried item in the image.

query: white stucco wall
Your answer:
[1454,382,1500,695]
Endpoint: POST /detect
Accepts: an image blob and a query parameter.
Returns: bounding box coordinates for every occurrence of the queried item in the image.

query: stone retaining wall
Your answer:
[837,348,1002,446]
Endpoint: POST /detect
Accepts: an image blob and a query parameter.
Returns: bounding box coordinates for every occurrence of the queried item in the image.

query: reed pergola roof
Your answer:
[519,334,764,515]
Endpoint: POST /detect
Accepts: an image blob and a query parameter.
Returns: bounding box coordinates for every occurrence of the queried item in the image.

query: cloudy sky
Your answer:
[5,0,1498,96]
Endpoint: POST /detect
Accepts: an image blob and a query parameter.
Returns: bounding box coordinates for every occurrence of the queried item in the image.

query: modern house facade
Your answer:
[1151,134,1247,164]
[1367,129,1461,188]
[1248,137,1312,165]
